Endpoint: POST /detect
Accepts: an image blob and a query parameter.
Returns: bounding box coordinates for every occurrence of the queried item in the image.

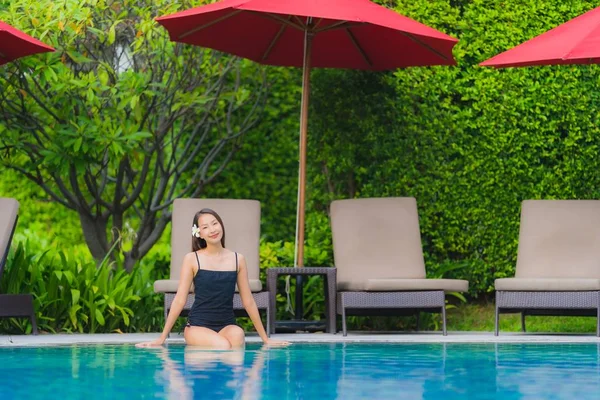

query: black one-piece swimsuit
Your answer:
[186,252,238,332]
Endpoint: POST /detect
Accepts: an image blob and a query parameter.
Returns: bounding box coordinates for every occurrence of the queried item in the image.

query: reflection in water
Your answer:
[153,346,266,400]
[253,343,452,399]
[258,343,341,399]
[495,343,600,400]
[336,343,449,400]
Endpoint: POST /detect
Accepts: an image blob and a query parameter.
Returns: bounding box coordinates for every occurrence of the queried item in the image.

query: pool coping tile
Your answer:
[1,331,599,347]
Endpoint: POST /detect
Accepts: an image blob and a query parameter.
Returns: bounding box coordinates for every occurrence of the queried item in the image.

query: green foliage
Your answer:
[1,0,173,166]
[309,0,600,296]
[259,212,333,322]
[0,168,84,250]
[0,0,266,268]
[0,240,164,334]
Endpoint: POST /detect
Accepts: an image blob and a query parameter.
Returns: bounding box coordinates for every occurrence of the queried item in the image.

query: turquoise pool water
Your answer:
[1,343,599,399]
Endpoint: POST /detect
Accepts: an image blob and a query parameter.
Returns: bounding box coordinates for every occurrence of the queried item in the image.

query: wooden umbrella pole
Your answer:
[295,25,313,268]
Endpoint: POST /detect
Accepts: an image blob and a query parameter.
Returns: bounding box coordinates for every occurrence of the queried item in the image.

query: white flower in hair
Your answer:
[192,224,201,238]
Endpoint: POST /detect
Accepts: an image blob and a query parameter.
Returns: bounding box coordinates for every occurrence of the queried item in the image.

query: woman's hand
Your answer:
[135,338,166,348]
[263,339,290,348]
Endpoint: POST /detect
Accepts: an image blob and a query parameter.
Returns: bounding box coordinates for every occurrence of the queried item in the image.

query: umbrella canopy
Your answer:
[156,0,457,70]
[0,21,55,66]
[480,6,600,67]
[157,0,458,266]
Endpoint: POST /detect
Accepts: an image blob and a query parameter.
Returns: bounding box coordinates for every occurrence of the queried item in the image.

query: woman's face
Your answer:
[197,214,223,245]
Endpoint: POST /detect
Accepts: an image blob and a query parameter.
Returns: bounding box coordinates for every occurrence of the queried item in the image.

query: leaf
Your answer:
[95,309,106,326]
[116,306,130,326]
[107,25,116,45]
[129,95,139,110]
[71,289,80,305]
[73,137,82,152]
[63,271,75,285]
[98,69,109,86]
[69,305,82,328]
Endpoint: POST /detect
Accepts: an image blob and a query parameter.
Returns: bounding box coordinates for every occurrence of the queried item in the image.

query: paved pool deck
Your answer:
[1,331,599,347]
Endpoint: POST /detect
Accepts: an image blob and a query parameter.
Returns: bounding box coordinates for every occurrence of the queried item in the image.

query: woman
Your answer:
[137,208,288,349]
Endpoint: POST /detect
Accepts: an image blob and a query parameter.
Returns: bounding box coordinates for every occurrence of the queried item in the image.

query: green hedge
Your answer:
[308,0,600,295]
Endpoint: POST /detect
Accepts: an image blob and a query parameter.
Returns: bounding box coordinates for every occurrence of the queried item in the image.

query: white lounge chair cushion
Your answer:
[338,278,468,292]
[495,278,600,291]
[154,279,263,293]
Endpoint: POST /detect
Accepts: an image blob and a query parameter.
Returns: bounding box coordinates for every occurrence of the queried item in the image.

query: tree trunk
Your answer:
[123,252,137,273]
[78,213,110,262]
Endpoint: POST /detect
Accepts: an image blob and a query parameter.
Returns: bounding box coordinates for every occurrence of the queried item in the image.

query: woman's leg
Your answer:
[184,326,232,349]
[218,325,246,348]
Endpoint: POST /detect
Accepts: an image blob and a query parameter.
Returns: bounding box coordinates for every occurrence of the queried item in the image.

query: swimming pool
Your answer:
[1,343,599,399]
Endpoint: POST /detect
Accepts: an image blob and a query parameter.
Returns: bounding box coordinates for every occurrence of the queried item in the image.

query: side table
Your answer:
[266,267,337,334]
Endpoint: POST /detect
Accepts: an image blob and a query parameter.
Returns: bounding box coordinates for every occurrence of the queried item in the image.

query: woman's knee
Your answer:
[220,326,245,347]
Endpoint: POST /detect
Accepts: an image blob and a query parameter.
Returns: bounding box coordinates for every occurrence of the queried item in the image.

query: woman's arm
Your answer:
[237,254,289,346]
[136,253,195,347]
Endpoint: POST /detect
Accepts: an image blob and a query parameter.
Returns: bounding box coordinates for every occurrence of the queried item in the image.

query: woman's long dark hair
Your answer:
[192,208,226,251]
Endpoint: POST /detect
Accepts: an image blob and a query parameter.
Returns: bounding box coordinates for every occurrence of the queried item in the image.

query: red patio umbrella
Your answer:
[157,0,458,266]
[480,6,600,67]
[0,21,55,65]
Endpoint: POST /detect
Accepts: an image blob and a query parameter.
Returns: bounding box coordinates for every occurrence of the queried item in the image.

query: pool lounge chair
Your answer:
[330,197,469,336]
[154,199,271,335]
[0,198,38,334]
[495,200,600,336]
